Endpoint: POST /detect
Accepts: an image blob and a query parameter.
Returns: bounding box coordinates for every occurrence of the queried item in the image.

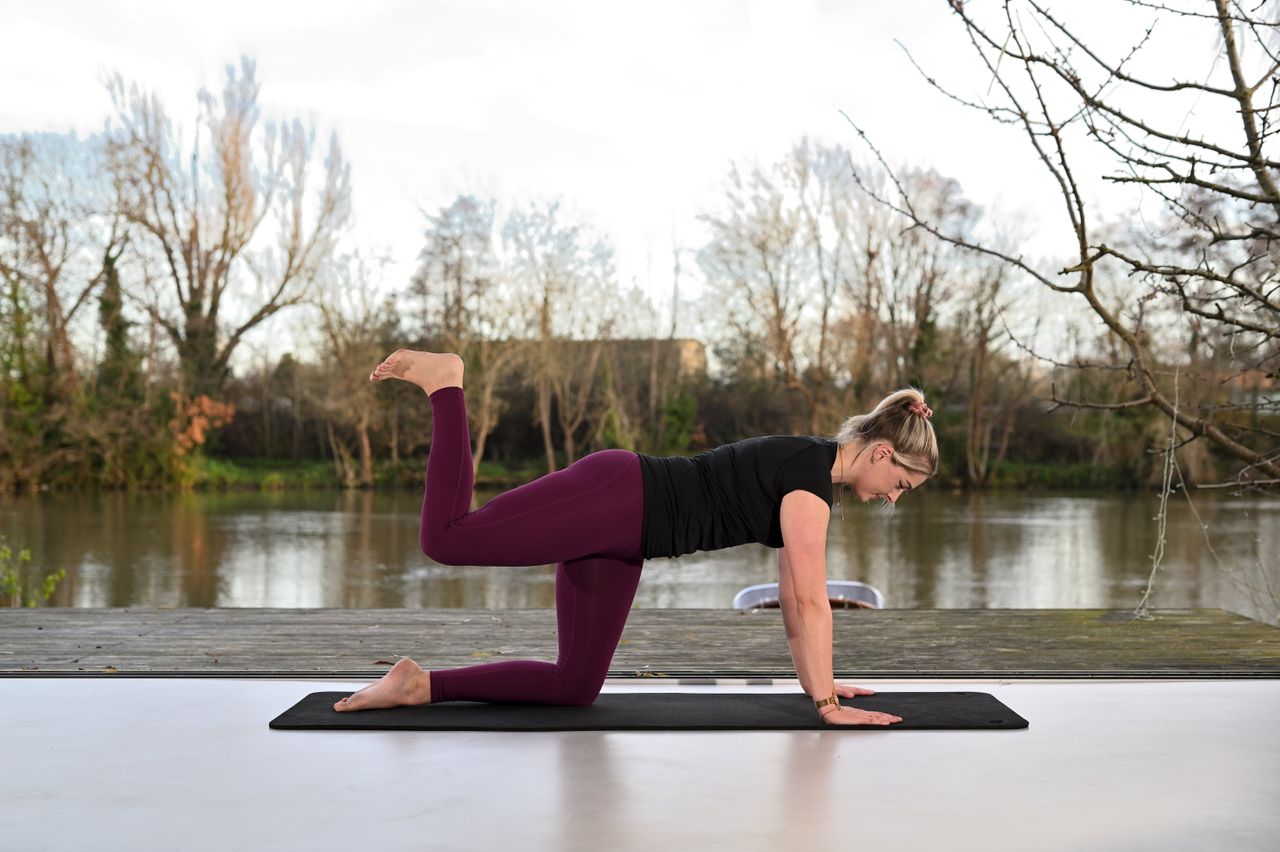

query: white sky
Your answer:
[0,0,1234,366]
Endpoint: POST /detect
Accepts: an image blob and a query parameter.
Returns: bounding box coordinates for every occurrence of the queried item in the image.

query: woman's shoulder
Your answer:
[754,434,835,455]
[729,435,834,469]
[649,434,832,461]
[740,434,832,448]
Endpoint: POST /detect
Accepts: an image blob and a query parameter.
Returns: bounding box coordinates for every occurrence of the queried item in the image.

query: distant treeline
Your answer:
[1,55,1273,493]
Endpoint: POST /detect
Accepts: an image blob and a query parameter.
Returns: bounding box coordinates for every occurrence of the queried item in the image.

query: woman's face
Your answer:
[853,444,929,505]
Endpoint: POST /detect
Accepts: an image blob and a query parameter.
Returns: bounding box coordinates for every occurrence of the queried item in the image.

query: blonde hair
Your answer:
[831,386,938,477]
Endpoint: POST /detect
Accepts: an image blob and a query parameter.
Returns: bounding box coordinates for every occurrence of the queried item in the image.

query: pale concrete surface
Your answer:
[1,678,1277,852]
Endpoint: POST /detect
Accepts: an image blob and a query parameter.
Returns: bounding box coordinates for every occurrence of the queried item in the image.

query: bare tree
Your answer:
[877,168,979,390]
[700,143,982,437]
[105,56,351,398]
[0,133,115,402]
[846,1,1279,485]
[648,242,687,451]
[790,138,858,433]
[0,132,123,489]
[548,239,623,464]
[700,157,806,395]
[950,255,1031,485]
[314,253,397,488]
[410,195,526,476]
[503,200,619,471]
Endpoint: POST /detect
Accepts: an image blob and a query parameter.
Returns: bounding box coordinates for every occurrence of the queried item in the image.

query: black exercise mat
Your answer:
[269,691,1028,731]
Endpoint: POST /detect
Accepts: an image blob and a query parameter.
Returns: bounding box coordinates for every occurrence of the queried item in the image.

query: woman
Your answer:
[334,349,937,726]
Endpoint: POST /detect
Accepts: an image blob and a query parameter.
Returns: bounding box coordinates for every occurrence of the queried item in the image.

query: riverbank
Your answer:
[190,456,546,491]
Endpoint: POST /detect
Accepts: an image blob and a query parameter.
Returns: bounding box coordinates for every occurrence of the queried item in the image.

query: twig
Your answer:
[1134,365,1180,620]
[1195,477,1280,489]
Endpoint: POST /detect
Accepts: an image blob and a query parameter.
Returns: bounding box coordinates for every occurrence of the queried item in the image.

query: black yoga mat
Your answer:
[269,691,1028,731]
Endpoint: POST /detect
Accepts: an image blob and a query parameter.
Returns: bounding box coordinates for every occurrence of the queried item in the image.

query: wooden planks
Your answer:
[1,607,1277,678]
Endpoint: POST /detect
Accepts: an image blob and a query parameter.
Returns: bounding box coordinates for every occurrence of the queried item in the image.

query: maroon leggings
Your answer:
[420,386,645,706]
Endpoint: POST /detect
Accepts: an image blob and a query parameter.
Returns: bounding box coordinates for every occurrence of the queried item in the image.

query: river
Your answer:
[2,488,1276,624]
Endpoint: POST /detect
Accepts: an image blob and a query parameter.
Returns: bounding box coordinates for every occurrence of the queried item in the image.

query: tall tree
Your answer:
[105,56,351,398]
[503,199,620,471]
[410,195,526,476]
[850,0,1280,484]
[949,255,1028,485]
[872,168,978,391]
[699,157,805,395]
[314,253,397,488]
[790,138,855,433]
[0,132,118,489]
[0,133,112,403]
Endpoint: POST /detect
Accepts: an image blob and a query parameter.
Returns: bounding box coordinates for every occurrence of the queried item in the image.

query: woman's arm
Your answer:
[778,492,836,710]
[777,493,901,727]
[783,596,834,700]
[779,548,827,696]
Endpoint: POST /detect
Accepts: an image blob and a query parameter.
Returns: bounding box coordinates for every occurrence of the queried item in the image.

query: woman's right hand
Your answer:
[819,705,903,726]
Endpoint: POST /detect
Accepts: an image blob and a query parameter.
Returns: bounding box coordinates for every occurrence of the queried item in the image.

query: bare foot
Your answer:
[333,657,432,712]
[369,350,464,395]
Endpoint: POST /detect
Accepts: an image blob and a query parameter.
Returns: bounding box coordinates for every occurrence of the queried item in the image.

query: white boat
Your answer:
[732,579,886,609]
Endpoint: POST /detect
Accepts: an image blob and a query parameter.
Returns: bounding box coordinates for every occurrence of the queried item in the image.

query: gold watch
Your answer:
[814,693,839,711]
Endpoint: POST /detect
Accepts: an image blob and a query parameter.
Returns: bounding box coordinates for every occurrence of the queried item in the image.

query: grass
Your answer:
[984,460,1141,490]
[184,455,549,492]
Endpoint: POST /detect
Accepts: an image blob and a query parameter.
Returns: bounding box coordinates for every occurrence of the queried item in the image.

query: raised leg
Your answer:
[419,386,643,567]
[337,349,646,712]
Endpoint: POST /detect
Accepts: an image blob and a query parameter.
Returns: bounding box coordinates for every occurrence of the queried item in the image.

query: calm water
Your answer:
[2,488,1277,625]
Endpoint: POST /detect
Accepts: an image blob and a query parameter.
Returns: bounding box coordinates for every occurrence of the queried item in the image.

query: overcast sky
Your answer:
[1,0,1227,364]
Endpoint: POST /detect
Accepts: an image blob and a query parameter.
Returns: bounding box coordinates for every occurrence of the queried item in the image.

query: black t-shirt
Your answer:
[636,435,838,559]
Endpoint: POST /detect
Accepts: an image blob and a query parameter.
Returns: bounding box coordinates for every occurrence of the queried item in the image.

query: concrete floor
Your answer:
[2,678,1277,852]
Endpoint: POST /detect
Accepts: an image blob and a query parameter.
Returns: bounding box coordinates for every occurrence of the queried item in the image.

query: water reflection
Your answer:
[2,488,1276,624]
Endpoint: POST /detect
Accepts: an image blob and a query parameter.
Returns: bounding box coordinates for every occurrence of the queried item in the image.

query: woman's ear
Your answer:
[872,443,894,464]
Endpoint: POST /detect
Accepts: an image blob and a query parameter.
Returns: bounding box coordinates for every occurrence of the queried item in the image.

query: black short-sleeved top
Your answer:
[635,435,839,560]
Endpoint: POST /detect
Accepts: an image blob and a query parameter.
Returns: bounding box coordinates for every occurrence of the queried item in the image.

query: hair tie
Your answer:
[908,401,933,419]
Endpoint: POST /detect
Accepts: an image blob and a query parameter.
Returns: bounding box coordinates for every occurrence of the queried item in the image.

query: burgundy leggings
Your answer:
[420,386,645,706]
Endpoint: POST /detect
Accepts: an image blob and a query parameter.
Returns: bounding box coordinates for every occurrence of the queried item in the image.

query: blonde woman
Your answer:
[335,349,937,726]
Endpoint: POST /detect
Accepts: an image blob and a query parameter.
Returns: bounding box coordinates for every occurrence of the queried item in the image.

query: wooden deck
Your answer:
[2,607,1278,678]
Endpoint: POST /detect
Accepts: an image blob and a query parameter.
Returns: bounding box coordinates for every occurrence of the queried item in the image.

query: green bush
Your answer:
[260,472,285,491]
[986,460,1137,490]
[0,535,66,608]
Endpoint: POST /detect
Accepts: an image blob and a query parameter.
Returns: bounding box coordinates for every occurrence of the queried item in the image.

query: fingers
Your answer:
[824,708,903,726]
[834,682,877,696]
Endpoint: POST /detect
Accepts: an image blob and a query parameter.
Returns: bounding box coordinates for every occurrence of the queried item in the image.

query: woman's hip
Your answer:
[422,449,644,565]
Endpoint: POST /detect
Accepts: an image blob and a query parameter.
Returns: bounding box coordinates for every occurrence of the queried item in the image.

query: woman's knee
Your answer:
[421,527,463,565]
[554,668,605,706]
